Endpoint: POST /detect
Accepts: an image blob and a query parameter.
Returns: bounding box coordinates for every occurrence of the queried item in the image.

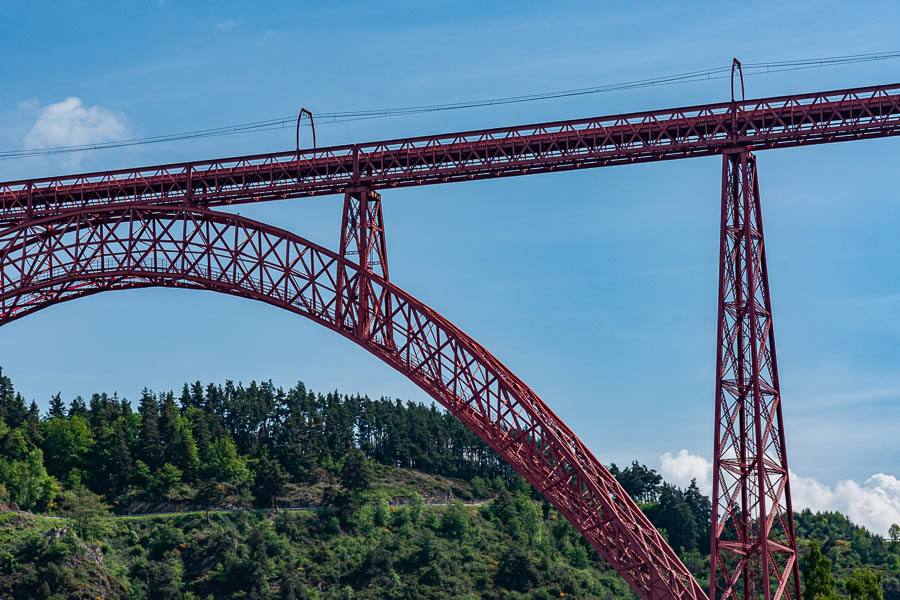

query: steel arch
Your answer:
[0,205,705,600]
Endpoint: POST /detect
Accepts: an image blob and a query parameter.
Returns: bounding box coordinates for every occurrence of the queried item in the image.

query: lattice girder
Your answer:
[0,204,706,600]
[710,152,800,600]
[1,82,898,227]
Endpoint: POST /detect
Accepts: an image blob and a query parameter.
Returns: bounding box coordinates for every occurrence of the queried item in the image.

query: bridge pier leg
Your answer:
[336,187,393,348]
[710,150,801,600]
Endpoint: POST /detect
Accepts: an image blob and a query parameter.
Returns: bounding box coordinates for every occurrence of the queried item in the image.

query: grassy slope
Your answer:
[113,464,490,516]
[3,468,898,600]
[0,498,635,600]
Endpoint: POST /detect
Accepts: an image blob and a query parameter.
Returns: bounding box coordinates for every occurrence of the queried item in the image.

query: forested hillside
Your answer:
[0,367,896,599]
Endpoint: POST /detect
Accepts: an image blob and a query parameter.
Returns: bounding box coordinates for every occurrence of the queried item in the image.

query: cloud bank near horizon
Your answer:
[659,449,900,538]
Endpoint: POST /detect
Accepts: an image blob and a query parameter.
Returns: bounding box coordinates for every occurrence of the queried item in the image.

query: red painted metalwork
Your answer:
[710,151,799,600]
[3,78,899,600]
[1,82,899,226]
[296,108,316,152]
[0,205,706,600]
[731,59,745,104]
[336,187,391,341]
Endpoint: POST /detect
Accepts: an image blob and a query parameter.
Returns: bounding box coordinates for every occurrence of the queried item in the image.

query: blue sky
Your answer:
[1,1,899,532]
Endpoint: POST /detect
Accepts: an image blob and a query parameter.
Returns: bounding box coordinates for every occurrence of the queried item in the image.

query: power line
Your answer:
[3,51,899,160]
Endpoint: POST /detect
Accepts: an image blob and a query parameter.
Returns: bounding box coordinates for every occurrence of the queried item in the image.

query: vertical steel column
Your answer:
[710,150,801,600]
[336,186,392,346]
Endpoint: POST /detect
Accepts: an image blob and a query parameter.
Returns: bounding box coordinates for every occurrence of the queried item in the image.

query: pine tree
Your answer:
[24,401,41,444]
[68,396,87,418]
[159,392,180,461]
[274,384,319,483]
[176,423,200,482]
[138,390,162,470]
[178,384,192,410]
[205,382,223,416]
[190,381,205,409]
[48,393,66,420]
[110,417,134,495]
[159,392,199,481]
[646,484,698,552]
[0,392,28,430]
[340,448,372,492]
[187,409,213,465]
[0,368,25,427]
[683,479,712,554]
[252,454,288,509]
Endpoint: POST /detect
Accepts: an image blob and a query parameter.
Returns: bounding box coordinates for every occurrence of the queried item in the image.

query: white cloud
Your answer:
[216,19,239,31]
[659,449,900,537]
[660,449,713,495]
[23,97,129,151]
[791,472,900,538]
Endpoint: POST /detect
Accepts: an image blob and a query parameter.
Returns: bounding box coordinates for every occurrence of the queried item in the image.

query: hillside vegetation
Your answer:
[0,368,896,599]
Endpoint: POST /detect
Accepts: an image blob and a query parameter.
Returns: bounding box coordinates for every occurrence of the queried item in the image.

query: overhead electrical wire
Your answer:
[2,51,899,160]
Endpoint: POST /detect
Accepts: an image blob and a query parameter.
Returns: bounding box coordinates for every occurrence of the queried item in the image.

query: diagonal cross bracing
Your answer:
[0,83,898,225]
[0,205,707,600]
